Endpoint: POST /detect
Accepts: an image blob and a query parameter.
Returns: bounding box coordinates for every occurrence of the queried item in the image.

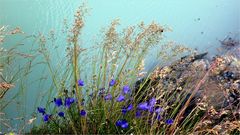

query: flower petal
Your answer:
[37,107,46,115]
[122,85,130,94]
[80,110,87,116]
[127,104,133,111]
[138,102,149,110]
[78,79,84,86]
[166,119,174,125]
[58,112,65,117]
[116,95,125,102]
[109,79,116,86]
[149,98,156,107]
[104,94,112,100]
[43,114,50,122]
[54,98,63,107]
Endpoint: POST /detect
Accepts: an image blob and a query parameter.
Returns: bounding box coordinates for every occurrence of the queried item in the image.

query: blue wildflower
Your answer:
[155,107,164,113]
[122,85,130,94]
[166,119,174,125]
[37,107,46,115]
[127,104,133,111]
[115,119,129,129]
[58,112,65,117]
[149,98,156,107]
[109,79,116,86]
[64,97,75,108]
[149,107,154,113]
[78,79,84,86]
[136,111,142,118]
[156,114,161,120]
[138,102,149,110]
[121,120,129,129]
[116,120,122,127]
[54,98,63,107]
[122,104,133,115]
[80,110,86,117]
[122,108,127,115]
[116,95,125,102]
[104,93,112,100]
[43,114,50,122]
[148,98,156,112]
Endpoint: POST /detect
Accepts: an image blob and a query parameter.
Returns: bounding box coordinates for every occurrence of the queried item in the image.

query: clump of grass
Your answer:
[0,25,38,133]
[29,4,192,134]
[26,4,239,135]
[0,26,26,99]
[0,26,15,98]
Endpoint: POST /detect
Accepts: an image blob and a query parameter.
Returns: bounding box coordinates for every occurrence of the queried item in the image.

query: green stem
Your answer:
[73,36,81,110]
[115,55,129,82]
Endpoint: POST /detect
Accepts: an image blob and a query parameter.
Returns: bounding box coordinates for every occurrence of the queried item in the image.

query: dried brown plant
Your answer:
[0,82,14,99]
[0,82,14,90]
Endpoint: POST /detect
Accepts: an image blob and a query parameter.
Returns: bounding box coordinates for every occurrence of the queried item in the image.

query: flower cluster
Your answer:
[64,97,75,108]
[139,98,156,110]
[116,85,131,102]
[37,78,173,132]
[37,80,87,122]
[122,104,133,115]
[104,79,131,102]
[116,119,129,129]
[37,96,87,122]
[37,107,50,122]
[135,98,174,125]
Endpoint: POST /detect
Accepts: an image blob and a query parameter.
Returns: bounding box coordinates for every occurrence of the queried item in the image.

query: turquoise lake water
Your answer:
[0,0,239,132]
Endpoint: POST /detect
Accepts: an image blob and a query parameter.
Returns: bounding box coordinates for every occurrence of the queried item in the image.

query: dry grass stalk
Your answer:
[0,82,14,90]
[0,82,14,99]
[169,60,217,134]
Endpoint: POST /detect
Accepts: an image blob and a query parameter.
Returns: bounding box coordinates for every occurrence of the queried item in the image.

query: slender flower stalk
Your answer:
[70,6,87,134]
[169,61,217,134]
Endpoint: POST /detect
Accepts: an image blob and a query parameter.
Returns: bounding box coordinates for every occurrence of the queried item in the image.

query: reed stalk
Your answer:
[169,61,217,134]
